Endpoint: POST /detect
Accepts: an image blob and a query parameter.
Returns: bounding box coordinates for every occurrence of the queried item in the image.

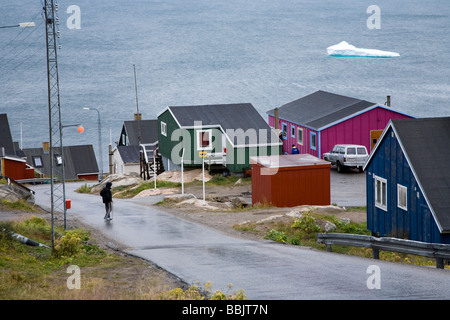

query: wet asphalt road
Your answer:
[31,176,450,300]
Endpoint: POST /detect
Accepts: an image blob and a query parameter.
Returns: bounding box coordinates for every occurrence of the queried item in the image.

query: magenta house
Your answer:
[267,90,414,158]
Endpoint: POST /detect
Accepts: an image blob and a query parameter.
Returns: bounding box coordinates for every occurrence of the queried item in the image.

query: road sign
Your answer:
[199,151,207,158]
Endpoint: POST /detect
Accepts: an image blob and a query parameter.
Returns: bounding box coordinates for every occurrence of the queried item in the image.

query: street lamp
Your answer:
[83,107,103,181]
[0,22,35,29]
[60,123,84,230]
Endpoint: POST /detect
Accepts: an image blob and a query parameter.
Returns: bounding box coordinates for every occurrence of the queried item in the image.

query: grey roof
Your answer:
[123,119,158,145]
[167,103,281,147]
[22,145,99,180]
[117,145,140,163]
[66,145,99,175]
[266,90,375,130]
[0,114,16,156]
[391,117,450,232]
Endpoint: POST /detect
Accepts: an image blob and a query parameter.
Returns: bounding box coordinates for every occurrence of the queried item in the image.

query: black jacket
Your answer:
[100,182,112,203]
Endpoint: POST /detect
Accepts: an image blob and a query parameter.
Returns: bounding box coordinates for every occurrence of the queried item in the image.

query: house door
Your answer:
[420,205,432,243]
[370,130,383,151]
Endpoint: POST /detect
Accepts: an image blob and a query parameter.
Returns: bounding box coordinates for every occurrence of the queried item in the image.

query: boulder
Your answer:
[158,169,212,183]
[91,174,142,193]
[230,197,249,209]
[0,184,35,204]
[163,193,197,203]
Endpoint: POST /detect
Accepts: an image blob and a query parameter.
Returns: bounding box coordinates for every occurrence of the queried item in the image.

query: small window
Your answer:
[297,128,303,145]
[290,125,295,138]
[397,184,407,211]
[310,132,317,150]
[347,148,356,155]
[55,154,63,166]
[197,129,212,150]
[161,121,167,137]
[375,175,387,211]
[281,123,287,140]
[32,156,43,167]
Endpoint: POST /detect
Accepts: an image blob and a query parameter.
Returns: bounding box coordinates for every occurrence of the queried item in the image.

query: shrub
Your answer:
[53,231,82,258]
[291,211,321,234]
[264,229,287,243]
[0,221,14,245]
[76,184,92,193]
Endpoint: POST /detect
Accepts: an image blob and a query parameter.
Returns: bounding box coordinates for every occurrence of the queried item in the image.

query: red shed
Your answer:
[251,154,331,207]
[1,156,35,181]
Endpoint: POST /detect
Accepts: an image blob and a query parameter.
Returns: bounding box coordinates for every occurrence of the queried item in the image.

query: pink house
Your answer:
[267,90,414,157]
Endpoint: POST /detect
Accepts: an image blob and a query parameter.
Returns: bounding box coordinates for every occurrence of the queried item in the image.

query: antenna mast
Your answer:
[133,64,142,145]
[44,0,66,249]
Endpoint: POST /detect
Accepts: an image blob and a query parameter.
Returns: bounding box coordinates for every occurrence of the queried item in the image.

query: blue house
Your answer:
[363,117,450,244]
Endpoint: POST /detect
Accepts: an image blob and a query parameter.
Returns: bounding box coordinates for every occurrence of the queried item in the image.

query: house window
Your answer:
[32,156,43,167]
[197,129,212,150]
[375,175,387,211]
[161,121,167,137]
[290,125,295,138]
[54,154,63,166]
[281,123,287,140]
[297,128,303,145]
[310,132,317,150]
[397,184,407,211]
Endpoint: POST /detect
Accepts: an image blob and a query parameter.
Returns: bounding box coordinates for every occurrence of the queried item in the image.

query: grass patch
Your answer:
[0,199,41,212]
[206,175,251,186]
[235,209,442,267]
[75,183,92,193]
[0,215,245,299]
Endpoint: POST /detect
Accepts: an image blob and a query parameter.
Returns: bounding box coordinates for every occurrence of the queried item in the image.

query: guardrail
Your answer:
[316,233,450,269]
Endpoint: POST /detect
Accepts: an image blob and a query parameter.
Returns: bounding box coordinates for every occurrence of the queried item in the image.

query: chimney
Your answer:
[274,108,279,130]
[42,142,50,154]
[134,113,142,121]
[386,96,391,107]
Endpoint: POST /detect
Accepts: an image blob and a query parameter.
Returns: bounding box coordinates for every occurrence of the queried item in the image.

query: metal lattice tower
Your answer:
[44,0,66,249]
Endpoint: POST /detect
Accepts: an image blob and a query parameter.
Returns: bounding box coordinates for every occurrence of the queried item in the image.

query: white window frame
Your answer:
[397,184,408,211]
[310,132,317,150]
[297,128,303,145]
[32,156,43,167]
[196,129,213,150]
[281,123,287,140]
[374,175,387,211]
[55,154,63,166]
[161,121,167,137]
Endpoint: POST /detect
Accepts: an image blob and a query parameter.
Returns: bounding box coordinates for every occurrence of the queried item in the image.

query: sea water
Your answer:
[0,0,449,171]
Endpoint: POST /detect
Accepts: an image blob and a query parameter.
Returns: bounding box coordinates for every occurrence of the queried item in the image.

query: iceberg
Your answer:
[327,41,400,58]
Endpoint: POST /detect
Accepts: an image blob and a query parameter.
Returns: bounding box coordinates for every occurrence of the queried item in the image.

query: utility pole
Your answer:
[44,0,65,250]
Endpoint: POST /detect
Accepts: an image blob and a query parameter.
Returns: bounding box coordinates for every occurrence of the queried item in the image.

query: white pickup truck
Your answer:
[322,144,368,173]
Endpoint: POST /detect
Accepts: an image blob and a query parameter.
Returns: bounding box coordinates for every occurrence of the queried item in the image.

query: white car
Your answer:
[323,144,368,173]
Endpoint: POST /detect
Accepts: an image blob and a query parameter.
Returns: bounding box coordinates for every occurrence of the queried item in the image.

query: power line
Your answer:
[0,9,44,54]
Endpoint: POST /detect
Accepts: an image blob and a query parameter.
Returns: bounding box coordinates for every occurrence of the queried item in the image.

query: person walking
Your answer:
[100,182,113,221]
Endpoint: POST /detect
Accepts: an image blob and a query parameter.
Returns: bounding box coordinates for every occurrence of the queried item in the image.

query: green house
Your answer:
[157,103,282,174]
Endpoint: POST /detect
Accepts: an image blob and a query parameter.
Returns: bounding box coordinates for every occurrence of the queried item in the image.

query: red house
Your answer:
[267,91,414,158]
